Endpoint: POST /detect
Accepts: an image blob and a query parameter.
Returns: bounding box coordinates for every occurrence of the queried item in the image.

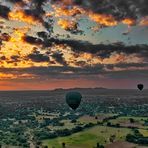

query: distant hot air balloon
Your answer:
[66,91,82,110]
[137,84,144,91]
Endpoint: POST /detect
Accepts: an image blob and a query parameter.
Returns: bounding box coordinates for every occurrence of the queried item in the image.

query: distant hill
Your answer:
[51,87,108,92]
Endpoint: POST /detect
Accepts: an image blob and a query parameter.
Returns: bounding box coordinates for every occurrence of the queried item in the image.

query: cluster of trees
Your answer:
[126,129,148,145]
[96,143,104,148]
[106,117,137,129]
[87,103,148,116]
[0,120,30,147]
[42,142,104,148]
[34,122,96,141]
[106,122,120,128]
[103,115,119,123]
[0,134,29,147]
[143,119,148,126]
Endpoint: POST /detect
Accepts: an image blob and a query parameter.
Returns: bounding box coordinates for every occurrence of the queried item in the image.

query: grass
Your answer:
[110,116,147,123]
[48,119,75,130]
[78,114,117,124]
[42,115,147,147]
[139,129,148,137]
[78,115,98,124]
[42,125,132,148]
[109,116,148,129]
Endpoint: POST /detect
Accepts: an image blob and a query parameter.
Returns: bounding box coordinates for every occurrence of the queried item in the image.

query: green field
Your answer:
[109,116,148,129]
[139,129,148,137]
[48,119,75,130]
[110,116,147,124]
[42,125,132,148]
[77,114,117,124]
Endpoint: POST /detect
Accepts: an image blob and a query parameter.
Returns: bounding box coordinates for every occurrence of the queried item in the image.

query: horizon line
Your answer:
[0,87,146,92]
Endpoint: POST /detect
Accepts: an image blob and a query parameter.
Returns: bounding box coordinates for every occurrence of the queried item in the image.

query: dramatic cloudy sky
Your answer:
[0,0,148,90]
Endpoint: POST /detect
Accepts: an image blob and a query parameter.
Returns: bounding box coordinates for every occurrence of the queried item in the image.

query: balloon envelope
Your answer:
[66,91,82,110]
[137,84,144,91]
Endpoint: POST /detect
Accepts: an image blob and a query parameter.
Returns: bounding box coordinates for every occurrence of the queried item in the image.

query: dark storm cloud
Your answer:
[24,9,44,22]
[114,63,148,68]
[23,35,43,45]
[23,33,148,59]
[0,5,10,19]
[0,33,10,49]
[45,38,148,59]
[27,53,50,63]
[64,41,148,59]
[75,61,87,67]
[0,64,148,80]
[6,0,23,2]
[26,65,104,76]
[6,0,48,25]
[23,34,53,47]
[6,0,46,8]
[6,0,26,6]
[26,46,50,63]
[0,64,104,78]
[0,33,11,41]
[11,55,19,60]
[0,56,6,61]
[51,52,67,66]
[37,31,49,39]
[52,0,148,20]
[10,55,20,62]
[32,0,47,8]
[83,0,147,19]
[24,0,47,22]
[105,63,148,70]
[23,34,51,47]
[75,0,136,19]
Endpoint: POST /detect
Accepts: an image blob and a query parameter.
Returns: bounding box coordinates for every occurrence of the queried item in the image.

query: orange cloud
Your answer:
[88,12,117,27]
[8,10,40,25]
[122,18,136,26]
[139,17,148,26]
[0,72,36,80]
[57,19,77,31]
[51,5,83,17]
[0,27,49,68]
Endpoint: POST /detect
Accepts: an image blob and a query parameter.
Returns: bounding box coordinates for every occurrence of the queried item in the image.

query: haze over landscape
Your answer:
[0,0,148,90]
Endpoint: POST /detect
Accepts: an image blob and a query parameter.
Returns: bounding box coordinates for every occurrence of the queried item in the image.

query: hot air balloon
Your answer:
[137,84,144,91]
[66,91,82,110]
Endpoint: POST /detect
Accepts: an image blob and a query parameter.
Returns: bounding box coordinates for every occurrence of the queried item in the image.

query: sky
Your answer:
[0,0,148,90]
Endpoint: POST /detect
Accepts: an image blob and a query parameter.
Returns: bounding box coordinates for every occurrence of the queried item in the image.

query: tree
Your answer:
[109,134,116,143]
[96,143,104,148]
[95,116,98,120]
[129,118,135,123]
[107,122,111,126]
[99,145,104,148]
[71,119,77,123]
[96,142,100,148]
[62,142,66,148]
